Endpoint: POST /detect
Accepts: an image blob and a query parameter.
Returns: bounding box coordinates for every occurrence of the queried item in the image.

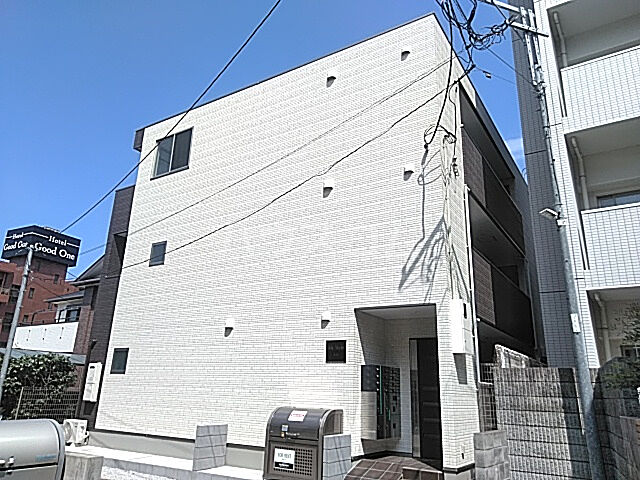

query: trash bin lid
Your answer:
[268,407,334,441]
[0,419,63,468]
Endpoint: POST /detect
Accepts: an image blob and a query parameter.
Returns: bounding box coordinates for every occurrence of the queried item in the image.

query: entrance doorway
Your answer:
[410,338,442,470]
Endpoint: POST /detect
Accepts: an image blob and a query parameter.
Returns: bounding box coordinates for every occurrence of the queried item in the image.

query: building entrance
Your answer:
[409,338,442,470]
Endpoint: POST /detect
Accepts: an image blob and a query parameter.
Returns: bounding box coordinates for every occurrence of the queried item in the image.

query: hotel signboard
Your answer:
[2,225,81,267]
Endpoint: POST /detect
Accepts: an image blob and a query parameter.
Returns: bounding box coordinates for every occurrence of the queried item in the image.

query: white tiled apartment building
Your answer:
[511,0,640,366]
[94,14,538,476]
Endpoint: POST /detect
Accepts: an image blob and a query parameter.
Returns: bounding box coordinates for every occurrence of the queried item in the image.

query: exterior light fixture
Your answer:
[326,71,337,87]
[482,70,492,79]
[539,208,559,220]
[322,178,335,197]
[403,163,415,178]
[225,317,235,337]
[321,310,331,328]
[539,207,566,226]
[401,48,411,61]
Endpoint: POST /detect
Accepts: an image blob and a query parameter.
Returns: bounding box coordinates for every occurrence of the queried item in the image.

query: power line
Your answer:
[485,46,535,88]
[28,275,68,299]
[75,55,459,259]
[478,67,516,85]
[60,0,283,234]
[105,71,471,278]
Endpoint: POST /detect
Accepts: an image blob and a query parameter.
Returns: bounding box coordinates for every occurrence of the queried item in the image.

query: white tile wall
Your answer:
[511,0,640,367]
[563,46,640,133]
[93,15,518,470]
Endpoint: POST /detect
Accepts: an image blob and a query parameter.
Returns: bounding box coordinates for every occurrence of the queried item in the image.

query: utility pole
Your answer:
[0,247,33,413]
[479,1,605,478]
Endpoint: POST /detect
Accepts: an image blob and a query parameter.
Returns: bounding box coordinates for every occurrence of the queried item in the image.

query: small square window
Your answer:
[153,129,192,178]
[111,348,129,374]
[326,340,347,363]
[28,287,35,299]
[149,241,167,266]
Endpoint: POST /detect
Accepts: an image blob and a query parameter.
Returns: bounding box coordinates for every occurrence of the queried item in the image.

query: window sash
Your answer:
[149,241,167,266]
[155,136,174,176]
[111,348,129,374]
[153,129,192,177]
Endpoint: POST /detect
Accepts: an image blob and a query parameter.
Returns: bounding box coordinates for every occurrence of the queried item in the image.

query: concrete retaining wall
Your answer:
[473,430,510,480]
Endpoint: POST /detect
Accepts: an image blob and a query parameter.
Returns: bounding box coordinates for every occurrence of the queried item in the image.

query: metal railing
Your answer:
[13,387,80,423]
[478,364,497,432]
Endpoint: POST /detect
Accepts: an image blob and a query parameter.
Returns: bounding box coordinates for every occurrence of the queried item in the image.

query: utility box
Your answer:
[263,407,343,480]
[0,419,65,480]
[361,365,401,440]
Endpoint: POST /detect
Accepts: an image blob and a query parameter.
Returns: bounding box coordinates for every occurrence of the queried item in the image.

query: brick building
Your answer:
[91,15,540,477]
[0,250,76,347]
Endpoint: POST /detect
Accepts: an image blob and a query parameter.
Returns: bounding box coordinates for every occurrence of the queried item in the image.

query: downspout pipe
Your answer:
[552,12,568,68]
[594,293,612,361]
[570,137,590,210]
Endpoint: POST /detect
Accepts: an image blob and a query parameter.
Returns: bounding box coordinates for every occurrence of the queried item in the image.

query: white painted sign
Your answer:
[274,448,295,470]
[287,410,307,422]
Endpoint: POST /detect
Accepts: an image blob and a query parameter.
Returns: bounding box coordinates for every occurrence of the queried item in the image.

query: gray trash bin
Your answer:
[264,407,343,480]
[0,419,65,480]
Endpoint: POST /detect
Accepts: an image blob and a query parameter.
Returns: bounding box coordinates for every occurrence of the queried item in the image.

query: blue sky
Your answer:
[0,0,524,277]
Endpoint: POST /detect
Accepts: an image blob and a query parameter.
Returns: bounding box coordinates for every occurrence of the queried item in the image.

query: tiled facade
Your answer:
[511,0,640,367]
[95,15,533,472]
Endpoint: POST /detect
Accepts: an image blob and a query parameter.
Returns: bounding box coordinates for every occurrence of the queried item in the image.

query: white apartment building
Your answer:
[94,15,537,476]
[511,0,640,367]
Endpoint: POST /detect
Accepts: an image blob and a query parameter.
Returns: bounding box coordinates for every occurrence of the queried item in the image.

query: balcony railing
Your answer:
[462,130,524,251]
[562,45,640,133]
[483,163,524,252]
[582,202,640,286]
[473,250,534,346]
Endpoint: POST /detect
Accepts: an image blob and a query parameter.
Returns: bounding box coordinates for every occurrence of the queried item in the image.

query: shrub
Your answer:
[0,353,76,419]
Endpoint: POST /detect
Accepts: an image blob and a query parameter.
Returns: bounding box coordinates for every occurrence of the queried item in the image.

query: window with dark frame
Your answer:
[65,307,81,323]
[28,287,35,299]
[111,348,129,374]
[597,190,640,208]
[149,241,167,266]
[2,313,12,332]
[8,286,19,304]
[153,129,192,178]
[326,340,347,363]
[53,274,59,284]
[621,345,640,358]
[22,315,28,324]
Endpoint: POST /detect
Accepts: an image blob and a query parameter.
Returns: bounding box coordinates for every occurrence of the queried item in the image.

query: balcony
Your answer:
[582,202,640,287]
[463,131,524,252]
[562,46,640,133]
[473,250,534,347]
[13,322,79,353]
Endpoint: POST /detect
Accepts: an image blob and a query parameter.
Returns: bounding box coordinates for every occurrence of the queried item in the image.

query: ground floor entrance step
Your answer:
[345,457,442,480]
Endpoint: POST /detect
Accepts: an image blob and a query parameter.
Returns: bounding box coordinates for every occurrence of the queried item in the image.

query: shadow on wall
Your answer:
[398,149,445,299]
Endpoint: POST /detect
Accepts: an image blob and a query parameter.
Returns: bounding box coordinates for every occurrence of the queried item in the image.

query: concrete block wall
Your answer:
[593,367,640,480]
[64,452,103,480]
[618,416,640,480]
[494,368,591,479]
[323,434,352,480]
[473,430,510,480]
[193,424,228,471]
